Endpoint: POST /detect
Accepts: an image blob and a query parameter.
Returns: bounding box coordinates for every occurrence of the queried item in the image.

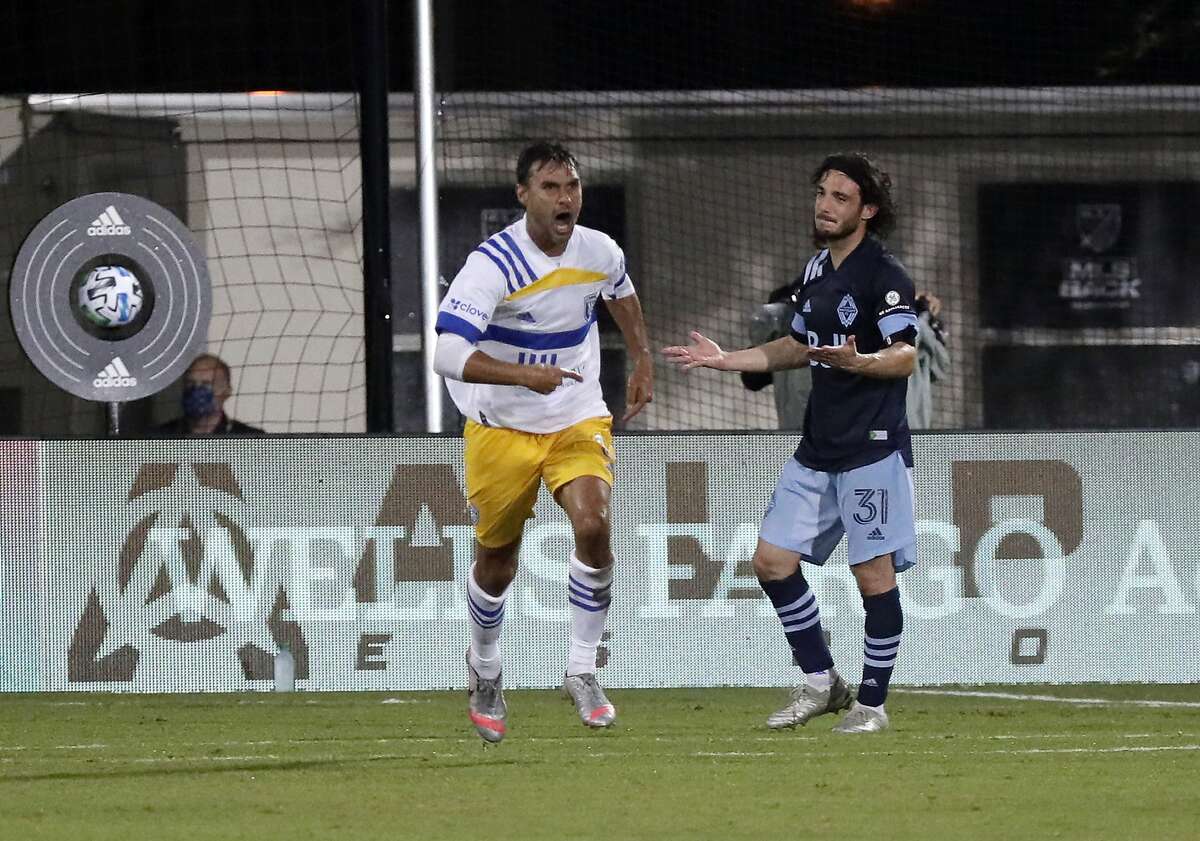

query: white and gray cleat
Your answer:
[562,673,617,727]
[466,651,507,743]
[766,670,852,729]
[832,701,890,734]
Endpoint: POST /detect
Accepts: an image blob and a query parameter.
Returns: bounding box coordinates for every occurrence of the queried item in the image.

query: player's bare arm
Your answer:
[462,350,582,394]
[808,335,915,378]
[604,293,654,421]
[662,333,809,373]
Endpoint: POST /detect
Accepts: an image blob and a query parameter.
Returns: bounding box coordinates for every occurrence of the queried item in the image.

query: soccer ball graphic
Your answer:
[78,265,143,327]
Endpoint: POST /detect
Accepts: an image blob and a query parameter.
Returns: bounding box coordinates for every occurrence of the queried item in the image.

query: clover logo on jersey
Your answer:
[837,294,859,328]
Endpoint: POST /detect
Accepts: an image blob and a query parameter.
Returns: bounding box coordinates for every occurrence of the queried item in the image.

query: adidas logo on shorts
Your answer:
[86,205,132,237]
[867,527,885,540]
[93,356,138,388]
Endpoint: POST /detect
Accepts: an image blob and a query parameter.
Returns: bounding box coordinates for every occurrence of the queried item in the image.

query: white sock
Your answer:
[566,552,612,677]
[466,564,508,679]
[804,669,833,690]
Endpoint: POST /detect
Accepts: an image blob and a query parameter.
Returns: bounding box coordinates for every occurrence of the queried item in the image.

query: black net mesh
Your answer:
[0,3,364,436]
[2,1,1199,434]
[431,0,1200,432]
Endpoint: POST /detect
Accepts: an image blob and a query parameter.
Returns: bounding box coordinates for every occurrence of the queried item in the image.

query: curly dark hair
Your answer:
[811,152,896,239]
[516,141,580,185]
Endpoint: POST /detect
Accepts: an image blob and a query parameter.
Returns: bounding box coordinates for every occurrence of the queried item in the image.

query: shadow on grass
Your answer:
[0,752,532,783]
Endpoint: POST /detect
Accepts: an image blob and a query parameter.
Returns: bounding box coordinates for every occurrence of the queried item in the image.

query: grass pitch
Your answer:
[2,684,1198,840]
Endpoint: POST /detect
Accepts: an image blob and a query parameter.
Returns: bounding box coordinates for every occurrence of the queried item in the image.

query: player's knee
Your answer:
[752,550,794,582]
[572,512,610,549]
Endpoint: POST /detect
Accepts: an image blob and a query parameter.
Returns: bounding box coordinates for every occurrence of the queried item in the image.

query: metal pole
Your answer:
[107,402,121,437]
[415,0,444,432]
[359,0,395,433]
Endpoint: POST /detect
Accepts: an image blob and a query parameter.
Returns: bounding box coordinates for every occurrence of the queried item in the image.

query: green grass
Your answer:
[2,685,1198,840]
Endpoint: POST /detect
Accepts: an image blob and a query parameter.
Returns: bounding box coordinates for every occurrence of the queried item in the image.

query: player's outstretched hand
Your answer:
[661,331,727,371]
[523,365,583,394]
[808,334,861,370]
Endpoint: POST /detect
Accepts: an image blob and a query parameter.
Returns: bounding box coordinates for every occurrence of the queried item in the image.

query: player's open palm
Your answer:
[523,364,583,394]
[662,331,726,371]
[809,334,861,369]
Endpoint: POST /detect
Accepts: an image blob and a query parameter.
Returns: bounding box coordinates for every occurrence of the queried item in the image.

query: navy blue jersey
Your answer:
[788,236,918,472]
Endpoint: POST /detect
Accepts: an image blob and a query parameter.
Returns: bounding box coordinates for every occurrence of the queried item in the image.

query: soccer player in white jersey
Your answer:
[433,142,653,742]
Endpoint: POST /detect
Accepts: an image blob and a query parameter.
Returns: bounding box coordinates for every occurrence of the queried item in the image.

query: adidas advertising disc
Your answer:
[9,192,211,402]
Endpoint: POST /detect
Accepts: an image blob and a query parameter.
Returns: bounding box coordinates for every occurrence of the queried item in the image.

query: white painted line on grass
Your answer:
[894,688,1200,709]
[55,743,108,750]
[995,745,1200,755]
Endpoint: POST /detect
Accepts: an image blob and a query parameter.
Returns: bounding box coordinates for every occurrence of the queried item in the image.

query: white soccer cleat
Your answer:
[832,701,890,734]
[562,673,616,728]
[766,670,852,729]
[466,651,507,743]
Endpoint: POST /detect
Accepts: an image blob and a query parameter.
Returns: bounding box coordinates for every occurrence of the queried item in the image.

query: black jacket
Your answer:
[152,415,265,436]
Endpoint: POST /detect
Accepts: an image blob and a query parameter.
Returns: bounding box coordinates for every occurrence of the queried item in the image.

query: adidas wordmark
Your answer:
[94,356,137,388]
[86,205,132,237]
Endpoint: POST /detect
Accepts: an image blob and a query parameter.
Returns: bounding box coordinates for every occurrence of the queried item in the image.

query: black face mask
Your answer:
[182,383,217,419]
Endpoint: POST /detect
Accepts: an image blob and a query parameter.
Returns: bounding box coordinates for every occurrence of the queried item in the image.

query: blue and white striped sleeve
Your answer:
[602,240,636,300]
[788,308,807,342]
[435,250,508,345]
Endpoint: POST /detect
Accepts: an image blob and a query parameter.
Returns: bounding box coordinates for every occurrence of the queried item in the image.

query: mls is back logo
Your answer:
[1076,204,1122,254]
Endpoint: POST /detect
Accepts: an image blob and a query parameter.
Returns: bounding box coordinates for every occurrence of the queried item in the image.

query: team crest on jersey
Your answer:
[885,290,900,306]
[837,294,858,328]
[583,291,601,321]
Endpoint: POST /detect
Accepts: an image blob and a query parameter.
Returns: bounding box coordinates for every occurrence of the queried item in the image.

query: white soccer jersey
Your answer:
[436,216,636,433]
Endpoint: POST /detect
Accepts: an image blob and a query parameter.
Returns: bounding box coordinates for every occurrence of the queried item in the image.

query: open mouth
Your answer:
[553,211,573,233]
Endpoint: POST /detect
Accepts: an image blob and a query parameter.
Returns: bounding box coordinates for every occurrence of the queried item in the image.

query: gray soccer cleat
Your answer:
[562,673,617,728]
[466,651,507,743]
[832,701,890,734]
[766,670,852,729]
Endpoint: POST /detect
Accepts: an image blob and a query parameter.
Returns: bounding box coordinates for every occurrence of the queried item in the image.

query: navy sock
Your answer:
[759,569,834,674]
[859,587,903,707]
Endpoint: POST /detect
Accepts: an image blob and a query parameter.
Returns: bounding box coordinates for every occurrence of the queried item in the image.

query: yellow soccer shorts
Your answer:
[463,415,614,548]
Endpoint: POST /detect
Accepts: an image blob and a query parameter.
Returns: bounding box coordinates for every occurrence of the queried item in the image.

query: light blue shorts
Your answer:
[760,451,916,571]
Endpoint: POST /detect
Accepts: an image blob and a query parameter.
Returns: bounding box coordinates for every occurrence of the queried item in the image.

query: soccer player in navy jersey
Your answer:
[664,152,917,733]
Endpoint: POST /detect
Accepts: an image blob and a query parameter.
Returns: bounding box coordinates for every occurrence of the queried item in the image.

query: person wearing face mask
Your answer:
[153,353,265,436]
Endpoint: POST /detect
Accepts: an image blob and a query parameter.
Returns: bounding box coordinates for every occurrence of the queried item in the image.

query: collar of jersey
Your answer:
[503,219,603,301]
[823,234,881,276]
